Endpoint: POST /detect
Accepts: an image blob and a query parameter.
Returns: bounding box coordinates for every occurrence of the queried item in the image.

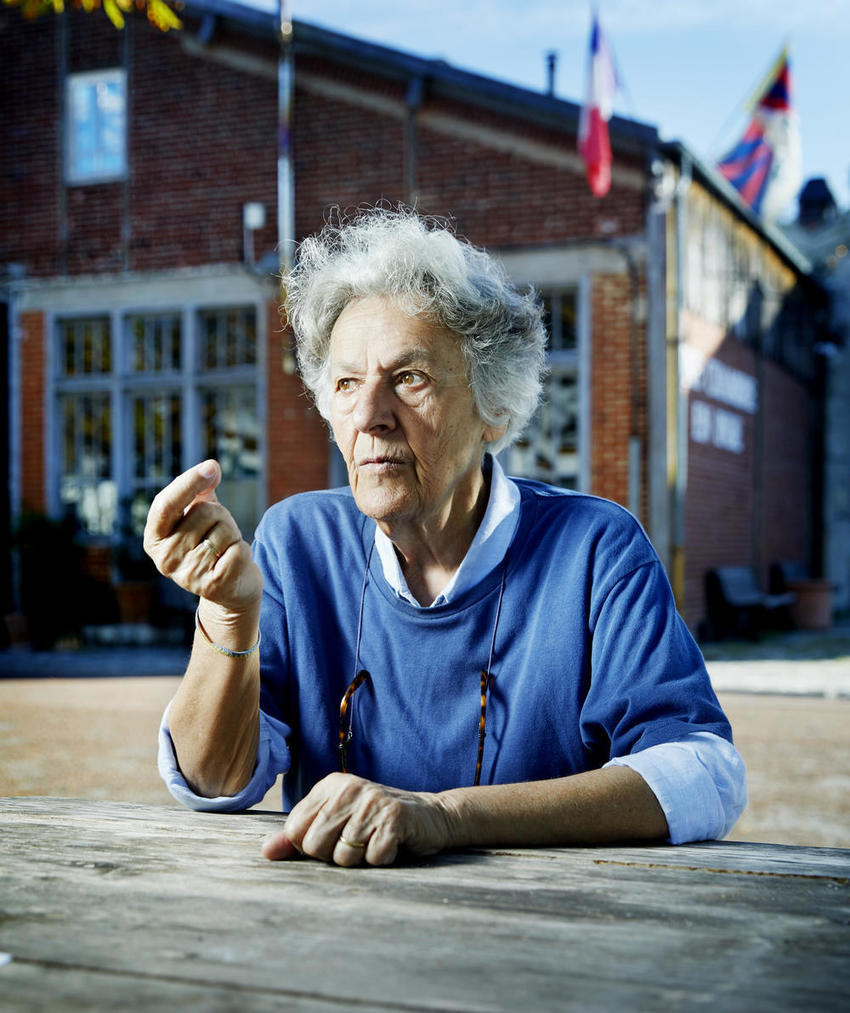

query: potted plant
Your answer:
[113,501,158,624]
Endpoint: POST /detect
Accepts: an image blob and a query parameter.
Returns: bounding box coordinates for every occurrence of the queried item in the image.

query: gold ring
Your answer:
[338,834,366,849]
[202,538,222,560]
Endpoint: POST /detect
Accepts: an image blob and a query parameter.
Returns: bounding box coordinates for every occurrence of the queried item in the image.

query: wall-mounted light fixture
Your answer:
[242,202,266,265]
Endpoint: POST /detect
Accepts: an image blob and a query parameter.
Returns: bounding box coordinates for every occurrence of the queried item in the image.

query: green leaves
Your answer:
[2,0,183,32]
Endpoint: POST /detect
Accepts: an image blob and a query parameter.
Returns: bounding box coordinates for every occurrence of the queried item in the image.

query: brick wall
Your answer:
[265,301,330,504]
[759,358,812,576]
[1,14,61,277]
[683,334,813,631]
[131,22,279,272]
[18,311,46,513]
[0,11,280,277]
[1,11,646,279]
[590,273,633,509]
[292,52,646,249]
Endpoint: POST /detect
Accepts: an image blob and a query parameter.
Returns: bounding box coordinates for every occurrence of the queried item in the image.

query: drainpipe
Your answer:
[277,3,295,276]
[405,76,424,207]
[618,243,642,520]
[121,17,131,271]
[670,152,692,610]
[277,3,298,383]
[56,12,68,275]
[645,153,672,571]
[6,277,22,610]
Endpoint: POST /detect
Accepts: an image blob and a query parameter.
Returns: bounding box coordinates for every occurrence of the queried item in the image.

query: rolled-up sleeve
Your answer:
[605,731,748,843]
[157,699,292,812]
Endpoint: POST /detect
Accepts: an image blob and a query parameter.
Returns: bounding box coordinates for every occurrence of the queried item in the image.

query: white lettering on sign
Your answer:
[713,407,745,453]
[691,400,712,444]
[690,399,745,454]
[680,347,758,414]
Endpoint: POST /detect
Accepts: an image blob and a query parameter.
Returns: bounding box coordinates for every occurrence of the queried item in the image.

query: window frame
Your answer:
[65,67,128,186]
[50,303,264,542]
[504,283,584,490]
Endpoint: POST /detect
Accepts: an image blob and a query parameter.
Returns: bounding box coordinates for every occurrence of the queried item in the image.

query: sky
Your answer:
[251,0,850,221]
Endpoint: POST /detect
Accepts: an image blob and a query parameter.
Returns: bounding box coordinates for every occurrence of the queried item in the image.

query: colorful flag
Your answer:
[717,48,802,222]
[578,14,618,198]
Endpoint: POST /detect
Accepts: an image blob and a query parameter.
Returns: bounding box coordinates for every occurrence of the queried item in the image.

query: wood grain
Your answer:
[1,798,848,1012]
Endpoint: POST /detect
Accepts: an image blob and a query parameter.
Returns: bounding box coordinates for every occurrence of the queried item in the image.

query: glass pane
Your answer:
[201,386,259,537]
[67,71,126,182]
[129,391,183,535]
[558,291,577,352]
[133,318,146,372]
[199,308,257,370]
[58,392,116,535]
[546,290,577,353]
[57,317,111,377]
[126,314,182,374]
[506,367,578,488]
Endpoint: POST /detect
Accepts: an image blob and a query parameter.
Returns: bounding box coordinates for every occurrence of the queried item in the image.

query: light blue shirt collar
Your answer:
[374,455,521,607]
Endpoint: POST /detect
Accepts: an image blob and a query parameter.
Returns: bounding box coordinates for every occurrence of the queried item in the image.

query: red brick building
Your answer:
[0,0,827,639]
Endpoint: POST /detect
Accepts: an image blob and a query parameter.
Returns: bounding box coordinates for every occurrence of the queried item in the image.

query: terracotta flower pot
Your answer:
[786,579,835,631]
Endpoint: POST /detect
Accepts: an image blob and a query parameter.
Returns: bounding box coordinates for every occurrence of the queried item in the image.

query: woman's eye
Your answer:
[398,371,422,387]
[337,378,355,392]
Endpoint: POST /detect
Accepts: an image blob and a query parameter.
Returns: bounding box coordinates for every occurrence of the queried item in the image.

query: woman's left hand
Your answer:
[262,772,454,866]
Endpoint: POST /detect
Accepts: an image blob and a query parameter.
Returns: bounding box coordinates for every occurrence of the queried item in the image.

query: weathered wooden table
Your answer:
[1,798,847,1011]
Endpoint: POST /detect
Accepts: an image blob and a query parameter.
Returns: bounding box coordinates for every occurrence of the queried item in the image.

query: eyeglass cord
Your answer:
[352,540,375,681]
[348,538,509,785]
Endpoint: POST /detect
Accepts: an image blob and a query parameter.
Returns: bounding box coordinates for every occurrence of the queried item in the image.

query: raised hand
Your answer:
[143,459,263,617]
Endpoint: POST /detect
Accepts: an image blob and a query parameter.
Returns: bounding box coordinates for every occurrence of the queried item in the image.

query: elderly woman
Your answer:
[149,207,746,866]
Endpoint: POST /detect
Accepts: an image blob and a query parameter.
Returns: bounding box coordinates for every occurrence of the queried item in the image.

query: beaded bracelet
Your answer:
[195,607,261,659]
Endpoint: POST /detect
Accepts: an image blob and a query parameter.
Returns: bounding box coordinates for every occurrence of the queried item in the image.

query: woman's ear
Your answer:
[482,418,509,445]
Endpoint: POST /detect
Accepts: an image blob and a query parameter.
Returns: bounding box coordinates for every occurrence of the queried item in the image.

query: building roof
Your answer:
[182,0,659,155]
[184,0,813,279]
[661,140,813,277]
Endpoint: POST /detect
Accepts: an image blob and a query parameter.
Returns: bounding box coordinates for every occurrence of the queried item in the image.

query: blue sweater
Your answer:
[250,480,731,813]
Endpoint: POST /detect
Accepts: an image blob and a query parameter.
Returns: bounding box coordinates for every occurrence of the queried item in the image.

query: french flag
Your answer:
[578,14,618,198]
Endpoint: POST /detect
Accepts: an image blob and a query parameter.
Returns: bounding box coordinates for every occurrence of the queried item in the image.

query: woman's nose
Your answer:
[351,380,396,433]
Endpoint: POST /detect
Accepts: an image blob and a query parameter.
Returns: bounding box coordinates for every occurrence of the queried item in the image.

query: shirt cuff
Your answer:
[157,699,291,812]
[604,731,748,844]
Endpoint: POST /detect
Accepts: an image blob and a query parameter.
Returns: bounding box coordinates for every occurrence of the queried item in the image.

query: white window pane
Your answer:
[67,70,126,183]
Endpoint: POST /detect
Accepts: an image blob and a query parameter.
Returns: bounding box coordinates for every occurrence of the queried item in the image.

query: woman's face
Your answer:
[328,296,500,537]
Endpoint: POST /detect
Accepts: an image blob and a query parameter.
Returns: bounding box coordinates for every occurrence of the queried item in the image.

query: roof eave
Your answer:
[181,0,658,155]
[661,139,813,276]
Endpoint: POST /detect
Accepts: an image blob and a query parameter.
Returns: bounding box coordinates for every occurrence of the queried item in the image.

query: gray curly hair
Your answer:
[283,207,547,454]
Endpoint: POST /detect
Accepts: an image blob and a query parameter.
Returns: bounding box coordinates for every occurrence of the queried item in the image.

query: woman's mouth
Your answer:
[358,456,406,474]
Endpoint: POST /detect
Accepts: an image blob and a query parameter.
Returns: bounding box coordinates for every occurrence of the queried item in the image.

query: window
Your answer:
[53,306,262,542]
[56,317,116,535]
[60,315,112,376]
[201,386,260,538]
[127,314,182,374]
[130,392,183,533]
[199,308,257,369]
[507,372,579,488]
[505,287,580,489]
[541,290,577,356]
[66,69,126,184]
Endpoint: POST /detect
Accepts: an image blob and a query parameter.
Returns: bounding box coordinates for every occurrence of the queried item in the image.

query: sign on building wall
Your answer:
[681,347,757,455]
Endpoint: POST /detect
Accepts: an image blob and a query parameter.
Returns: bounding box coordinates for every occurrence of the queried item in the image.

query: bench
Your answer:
[705,566,796,640]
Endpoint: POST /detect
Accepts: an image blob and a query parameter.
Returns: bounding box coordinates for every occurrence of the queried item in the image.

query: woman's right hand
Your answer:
[143,460,263,623]
[147,461,263,798]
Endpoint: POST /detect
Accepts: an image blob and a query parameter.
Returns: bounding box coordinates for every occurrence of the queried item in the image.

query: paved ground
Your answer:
[1,623,848,849]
